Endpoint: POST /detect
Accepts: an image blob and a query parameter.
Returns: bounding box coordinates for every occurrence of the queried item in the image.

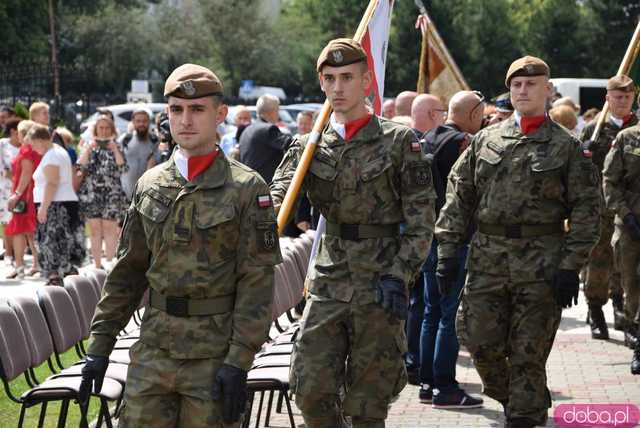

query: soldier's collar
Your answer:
[501,114,552,142]
[323,114,383,146]
[184,152,228,190]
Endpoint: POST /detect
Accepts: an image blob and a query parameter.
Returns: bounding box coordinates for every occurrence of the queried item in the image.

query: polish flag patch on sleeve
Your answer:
[410,141,422,152]
[257,195,273,208]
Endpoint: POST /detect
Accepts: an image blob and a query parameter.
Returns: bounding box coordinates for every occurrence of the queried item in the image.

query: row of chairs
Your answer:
[243,230,315,427]
[0,269,127,428]
[0,229,315,428]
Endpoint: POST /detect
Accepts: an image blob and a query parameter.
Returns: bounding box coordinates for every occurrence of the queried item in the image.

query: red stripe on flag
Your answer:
[361,31,382,115]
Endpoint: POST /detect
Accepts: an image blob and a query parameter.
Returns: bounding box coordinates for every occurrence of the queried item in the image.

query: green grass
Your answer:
[0,342,106,428]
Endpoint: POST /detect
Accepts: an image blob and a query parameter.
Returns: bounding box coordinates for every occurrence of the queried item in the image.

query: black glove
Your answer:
[552,269,580,309]
[375,275,408,320]
[623,213,640,241]
[78,355,109,406]
[211,364,248,424]
[580,139,594,152]
[436,257,460,296]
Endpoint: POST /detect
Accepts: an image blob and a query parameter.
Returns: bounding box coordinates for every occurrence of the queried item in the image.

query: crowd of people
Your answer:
[0,102,164,283]
[2,43,640,428]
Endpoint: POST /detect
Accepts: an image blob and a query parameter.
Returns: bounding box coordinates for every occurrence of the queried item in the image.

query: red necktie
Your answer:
[345,114,373,141]
[188,149,220,181]
[520,116,546,135]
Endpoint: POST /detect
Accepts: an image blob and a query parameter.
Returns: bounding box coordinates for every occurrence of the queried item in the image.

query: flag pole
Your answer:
[416,15,429,93]
[590,19,640,142]
[276,0,380,235]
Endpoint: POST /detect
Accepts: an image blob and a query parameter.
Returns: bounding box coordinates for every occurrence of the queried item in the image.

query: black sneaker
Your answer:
[432,389,483,409]
[419,385,433,403]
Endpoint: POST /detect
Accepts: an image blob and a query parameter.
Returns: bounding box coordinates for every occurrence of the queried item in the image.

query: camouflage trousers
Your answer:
[290,294,407,428]
[584,215,622,305]
[118,341,239,428]
[456,271,562,425]
[612,225,640,326]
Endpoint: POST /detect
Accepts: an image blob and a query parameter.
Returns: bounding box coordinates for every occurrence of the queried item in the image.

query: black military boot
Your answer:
[632,326,640,375]
[505,417,536,428]
[625,324,638,349]
[589,304,609,340]
[611,294,625,331]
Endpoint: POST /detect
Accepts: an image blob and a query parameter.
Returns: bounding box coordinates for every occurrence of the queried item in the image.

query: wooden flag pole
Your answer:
[590,19,640,142]
[416,15,429,93]
[276,0,380,235]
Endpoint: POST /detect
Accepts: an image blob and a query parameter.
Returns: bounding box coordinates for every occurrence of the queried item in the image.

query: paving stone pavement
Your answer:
[250,296,640,427]
[1,254,638,427]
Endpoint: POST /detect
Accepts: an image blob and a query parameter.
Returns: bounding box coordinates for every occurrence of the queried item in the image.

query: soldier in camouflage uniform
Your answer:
[603,119,640,374]
[270,39,435,428]
[579,75,637,339]
[436,56,600,428]
[79,64,281,427]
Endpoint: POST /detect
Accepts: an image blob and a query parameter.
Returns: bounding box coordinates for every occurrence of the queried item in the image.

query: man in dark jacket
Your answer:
[239,94,291,183]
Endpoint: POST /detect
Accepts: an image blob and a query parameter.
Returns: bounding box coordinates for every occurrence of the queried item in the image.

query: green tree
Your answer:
[0,0,49,63]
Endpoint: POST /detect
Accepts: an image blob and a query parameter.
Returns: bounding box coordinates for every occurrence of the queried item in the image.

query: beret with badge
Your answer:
[164,63,224,99]
[607,74,635,92]
[316,38,368,72]
[505,55,550,88]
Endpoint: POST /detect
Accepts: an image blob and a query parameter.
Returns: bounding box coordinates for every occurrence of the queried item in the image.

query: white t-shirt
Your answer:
[33,144,78,203]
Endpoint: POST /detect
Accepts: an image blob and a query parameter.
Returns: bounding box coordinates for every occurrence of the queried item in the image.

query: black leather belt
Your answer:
[149,289,235,317]
[478,222,563,239]
[325,221,399,240]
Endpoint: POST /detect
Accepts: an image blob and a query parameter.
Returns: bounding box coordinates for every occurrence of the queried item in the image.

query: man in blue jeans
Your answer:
[419,91,485,408]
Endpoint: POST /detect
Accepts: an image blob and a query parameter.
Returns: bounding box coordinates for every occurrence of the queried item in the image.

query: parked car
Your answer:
[282,103,324,121]
[80,103,167,135]
[225,105,296,134]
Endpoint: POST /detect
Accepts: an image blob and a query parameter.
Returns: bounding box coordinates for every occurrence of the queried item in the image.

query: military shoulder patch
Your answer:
[257,195,273,208]
[410,141,422,152]
[410,161,432,186]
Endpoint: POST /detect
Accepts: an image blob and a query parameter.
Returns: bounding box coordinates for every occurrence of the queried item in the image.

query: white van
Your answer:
[550,78,608,113]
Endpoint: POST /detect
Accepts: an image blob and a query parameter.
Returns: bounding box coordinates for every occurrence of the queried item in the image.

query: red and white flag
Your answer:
[361,0,395,114]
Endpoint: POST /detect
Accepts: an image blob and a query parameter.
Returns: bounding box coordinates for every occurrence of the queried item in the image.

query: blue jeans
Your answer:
[419,240,468,392]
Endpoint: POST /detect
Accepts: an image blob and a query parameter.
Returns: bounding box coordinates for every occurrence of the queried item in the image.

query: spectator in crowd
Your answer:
[411,94,446,136]
[29,124,80,285]
[77,115,127,269]
[0,106,18,137]
[220,105,252,156]
[553,96,584,133]
[582,107,600,124]
[487,92,514,125]
[296,110,314,136]
[0,118,22,263]
[395,90,418,116]
[404,92,447,384]
[53,126,86,267]
[29,101,50,127]
[5,120,41,279]
[383,98,396,118]
[419,90,485,408]
[549,105,578,134]
[119,106,159,201]
[239,94,292,183]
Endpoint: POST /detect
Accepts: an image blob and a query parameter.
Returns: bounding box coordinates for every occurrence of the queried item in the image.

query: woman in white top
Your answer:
[0,118,22,263]
[28,124,80,286]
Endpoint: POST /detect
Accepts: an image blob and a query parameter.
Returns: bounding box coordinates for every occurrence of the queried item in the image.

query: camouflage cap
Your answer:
[607,74,635,92]
[316,38,367,72]
[505,56,550,87]
[164,63,223,99]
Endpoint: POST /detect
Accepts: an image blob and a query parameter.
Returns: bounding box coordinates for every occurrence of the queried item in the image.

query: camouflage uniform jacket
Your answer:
[436,116,600,279]
[88,149,281,370]
[579,115,638,173]
[603,125,640,225]
[270,116,435,304]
